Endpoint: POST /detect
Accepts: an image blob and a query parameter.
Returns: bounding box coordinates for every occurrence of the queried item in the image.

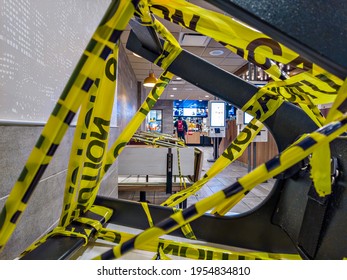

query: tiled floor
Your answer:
[118,146,275,215]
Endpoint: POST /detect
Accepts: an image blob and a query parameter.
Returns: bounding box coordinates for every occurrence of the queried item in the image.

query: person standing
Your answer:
[174,116,188,142]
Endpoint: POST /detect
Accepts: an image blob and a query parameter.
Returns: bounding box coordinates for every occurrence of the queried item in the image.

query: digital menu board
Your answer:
[210,101,225,127]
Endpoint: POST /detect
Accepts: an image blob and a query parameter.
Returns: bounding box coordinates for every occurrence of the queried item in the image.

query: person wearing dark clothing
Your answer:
[174,116,188,142]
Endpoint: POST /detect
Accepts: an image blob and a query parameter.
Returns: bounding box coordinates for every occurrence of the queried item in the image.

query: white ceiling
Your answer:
[119,0,248,101]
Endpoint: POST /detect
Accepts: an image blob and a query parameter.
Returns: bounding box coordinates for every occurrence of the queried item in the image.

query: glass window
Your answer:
[146,110,162,132]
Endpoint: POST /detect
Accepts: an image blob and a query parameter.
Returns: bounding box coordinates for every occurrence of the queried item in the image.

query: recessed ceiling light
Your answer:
[179,33,211,46]
[176,77,182,80]
[209,50,224,56]
[173,88,177,90]
[205,95,209,97]
[170,94,174,97]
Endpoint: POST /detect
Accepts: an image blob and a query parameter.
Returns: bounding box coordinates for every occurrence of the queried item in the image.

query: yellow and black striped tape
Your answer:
[161,118,264,208]
[92,111,347,259]
[74,45,119,214]
[0,0,137,252]
[96,227,300,260]
[59,43,119,227]
[149,0,342,100]
[309,78,347,197]
[176,148,187,189]
[161,86,283,208]
[77,11,183,210]
[326,78,347,124]
[3,0,346,259]
[21,205,113,257]
[149,0,341,129]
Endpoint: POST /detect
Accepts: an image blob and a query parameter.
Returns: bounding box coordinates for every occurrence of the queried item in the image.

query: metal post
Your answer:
[253,142,257,170]
[247,143,252,172]
[139,175,149,202]
[207,137,219,162]
[166,148,173,194]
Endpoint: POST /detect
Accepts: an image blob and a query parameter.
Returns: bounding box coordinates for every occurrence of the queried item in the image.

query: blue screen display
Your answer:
[173,100,208,117]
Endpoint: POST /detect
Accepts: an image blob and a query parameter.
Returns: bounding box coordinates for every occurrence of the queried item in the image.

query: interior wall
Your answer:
[0,0,112,124]
[0,0,139,259]
[220,120,279,169]
[151,99,174,135]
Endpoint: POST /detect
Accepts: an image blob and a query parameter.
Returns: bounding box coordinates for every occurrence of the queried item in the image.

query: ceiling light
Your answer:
[170,94,174,97]
[173,88,177,90]
[171,80,185,84]
[205,95,209,97]
[179,33,211,46]
[176,77,182,80]
[209,50,224,56]
[143,72,157,87]
[143,63,157,88]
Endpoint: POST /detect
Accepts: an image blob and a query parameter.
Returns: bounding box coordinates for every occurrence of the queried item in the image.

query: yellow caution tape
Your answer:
[262,67,341,105]
[137,1,182,68]
[141,202,154,228]
[20,205,112,257]
[149,0,342,130]
[160,88,284,209]
[142,197,196,240]
[297,103,325,127]
[326,78,347,123]
[310,143,332,196]
[3,0,346,259]
[149,0,343,102]
[152,247,172,260]
[99,71,174,182]
[161,83,285,212]
[76,5,183,210]
[172,208,197,240]
[0,0,137,252]
[88,205,114,222]
[59,43,119,226]
[75,46,118,214]
[74,217,103,235]
[92,112,347,259]
[74,205,114,232]
[152,137,162,147]
[241,87,284,121]
[176,148,187,189]
[96,227,299,260]
[309,78,347,197]
[19,226,89,258]
[161,118,264,208]
[58,82,97,226]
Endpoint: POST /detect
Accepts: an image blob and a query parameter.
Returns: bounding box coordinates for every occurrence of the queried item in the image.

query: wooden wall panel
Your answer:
[220,120,278,169]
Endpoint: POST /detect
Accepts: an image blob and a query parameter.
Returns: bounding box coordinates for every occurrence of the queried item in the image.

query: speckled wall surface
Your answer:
[0,31,139,261]
[0,0,111,123]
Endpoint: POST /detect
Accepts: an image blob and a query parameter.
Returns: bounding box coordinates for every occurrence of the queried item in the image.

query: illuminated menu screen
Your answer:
[210,102,225,127]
